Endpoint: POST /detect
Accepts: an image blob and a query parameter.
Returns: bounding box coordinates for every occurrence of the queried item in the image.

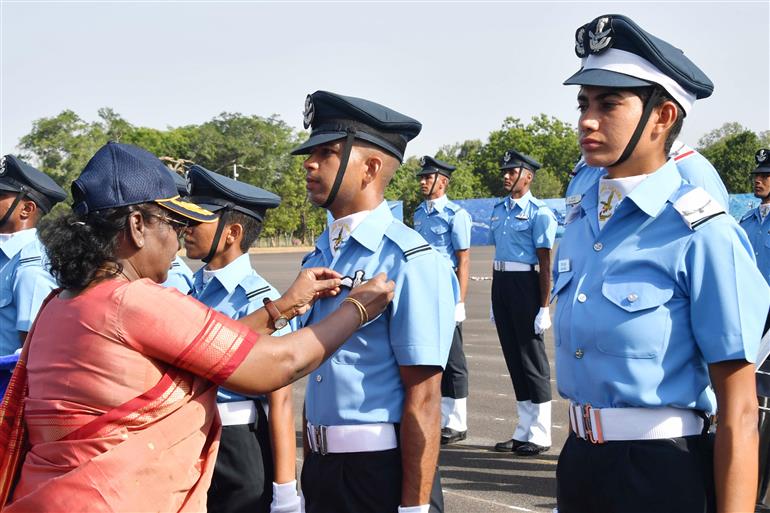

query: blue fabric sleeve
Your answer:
[451,209,472,251]
[14,265,57,332]
[533,208,557,249]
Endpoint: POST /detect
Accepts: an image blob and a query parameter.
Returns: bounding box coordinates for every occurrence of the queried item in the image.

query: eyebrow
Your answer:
[577,91,625,102]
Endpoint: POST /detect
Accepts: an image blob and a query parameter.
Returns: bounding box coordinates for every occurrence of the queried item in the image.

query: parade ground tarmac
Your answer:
[191,245,564,513]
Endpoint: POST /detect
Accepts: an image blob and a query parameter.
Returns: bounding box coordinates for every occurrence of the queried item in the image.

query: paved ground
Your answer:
[192,245,564,513]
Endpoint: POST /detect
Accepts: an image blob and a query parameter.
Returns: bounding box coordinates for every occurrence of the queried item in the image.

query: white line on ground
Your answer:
[443,489,534,511]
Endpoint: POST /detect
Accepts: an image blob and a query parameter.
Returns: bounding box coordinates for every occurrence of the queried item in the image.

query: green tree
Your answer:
[698,123,762,193]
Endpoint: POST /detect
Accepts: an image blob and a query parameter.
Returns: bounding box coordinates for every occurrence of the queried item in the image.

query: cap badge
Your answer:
[575,26,586,57]
[589,17,612,54]
[0,156,5,176]
[503,151,512,163]
[757,149,769,164]
[303,95,315,129]
[419,156,426,167]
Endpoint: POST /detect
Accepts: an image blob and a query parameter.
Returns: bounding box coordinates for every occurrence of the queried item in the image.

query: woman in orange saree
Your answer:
[0,142,394,512]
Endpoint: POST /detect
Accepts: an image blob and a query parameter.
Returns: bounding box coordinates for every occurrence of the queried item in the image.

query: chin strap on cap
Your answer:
[320,128,357,209]
[202,204,233,264]
[609,87,664,168]
[0,188,29,228]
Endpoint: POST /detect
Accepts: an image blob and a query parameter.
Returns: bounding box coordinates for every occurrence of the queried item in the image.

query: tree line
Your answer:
[14,108,770,245]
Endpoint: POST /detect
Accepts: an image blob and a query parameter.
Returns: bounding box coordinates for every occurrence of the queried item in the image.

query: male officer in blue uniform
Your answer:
[413,156,472,445]
[162,168,195,294]
[490,149,557,456]
[0,155,66,396]
[183,164,301,513]
[740,149,770,287]
[555,14,768,512]
[292,91,458,513]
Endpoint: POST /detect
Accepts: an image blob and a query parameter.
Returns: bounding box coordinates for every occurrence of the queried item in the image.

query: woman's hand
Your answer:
[347,273,395,321]
[278,267,343,318]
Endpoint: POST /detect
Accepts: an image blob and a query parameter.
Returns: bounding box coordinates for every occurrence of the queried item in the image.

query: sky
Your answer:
[1,1,769,161]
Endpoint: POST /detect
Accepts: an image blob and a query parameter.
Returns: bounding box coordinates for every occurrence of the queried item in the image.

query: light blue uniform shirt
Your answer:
[565,144,729,211]
[553,159,769,415]
[162,255,195,294]
[299,201,459,426]
[0,229,57,356]
[413,195,472,268]
[490,191,557,264]
[739,206,770,285]
[190,252,292,404]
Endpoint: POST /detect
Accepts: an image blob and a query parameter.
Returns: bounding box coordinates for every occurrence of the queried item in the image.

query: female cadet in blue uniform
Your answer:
[413,156,472,445]
[489,150,557,456]
[554,14,770,513]
[291,91,458,513]
[183,165,301,513]
[0,155,66,397]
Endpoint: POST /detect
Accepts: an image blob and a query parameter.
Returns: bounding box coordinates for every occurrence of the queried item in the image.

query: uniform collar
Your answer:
[424,194,448,214]
[203,252,253,294]
[508,191,533,211]
[0,228,37,259]
[350,201,393,252]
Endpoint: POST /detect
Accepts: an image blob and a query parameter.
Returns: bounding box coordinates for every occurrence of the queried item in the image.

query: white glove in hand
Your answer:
[270,481,301,513]
[454,302,466,323]
[398,505,430,513]
[533,307,551,335]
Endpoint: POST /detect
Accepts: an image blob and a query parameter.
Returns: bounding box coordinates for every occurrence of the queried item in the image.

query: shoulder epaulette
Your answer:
[245,285,272,300]
[18,256,42,265]
[670,141,696,162]
[493,197,507,207]
[444,200,461,213]
[171,260,182,268]
[672,186,725,230]
[301,248,321,266]
[385,221,433,261]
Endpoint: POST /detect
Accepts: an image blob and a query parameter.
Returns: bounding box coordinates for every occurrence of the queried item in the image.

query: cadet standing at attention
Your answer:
[554,14,769,513]
[183,164,301,513]
[161,168,195,294]
[413,156,472,445]
[0,155,66,396]
[293,91,458,513]
[740,150,770,289]
[490,149,557,457]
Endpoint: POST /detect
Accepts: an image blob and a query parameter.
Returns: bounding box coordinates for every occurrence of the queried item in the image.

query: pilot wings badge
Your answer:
[340,270,367,289]
[588,17,612,54]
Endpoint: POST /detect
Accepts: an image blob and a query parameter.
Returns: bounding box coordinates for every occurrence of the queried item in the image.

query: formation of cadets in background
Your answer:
[1,11,770,513]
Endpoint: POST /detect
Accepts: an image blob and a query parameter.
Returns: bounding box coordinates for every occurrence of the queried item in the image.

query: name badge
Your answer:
[558,259,571,273]
[566,194,582,207]
[515,213,529,220]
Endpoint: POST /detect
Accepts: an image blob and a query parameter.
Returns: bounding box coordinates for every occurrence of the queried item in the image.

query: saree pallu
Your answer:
[0,279,258,512]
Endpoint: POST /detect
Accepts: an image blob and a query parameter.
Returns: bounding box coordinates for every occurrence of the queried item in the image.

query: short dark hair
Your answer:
[40,203,162,290]
[631,86,684,155]
[226,211,263,252]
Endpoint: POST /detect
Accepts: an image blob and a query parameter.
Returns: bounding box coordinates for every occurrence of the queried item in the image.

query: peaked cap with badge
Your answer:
[752,149,770,174]
[72,142,217,223]
[416,156,457,178]
[291,90,422,208]
[0,155,66,219]
[565,14,714,167]
[500,149,541,173]
[188,164,281,222]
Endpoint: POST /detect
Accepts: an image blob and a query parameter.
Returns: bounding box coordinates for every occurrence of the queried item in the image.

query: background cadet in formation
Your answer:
[555,14,769,513]
[291,90,458,513]
[0,155,66,397]
[490,149,557,457]
[161,169,195,294]
[413,156,472,445]
[182,164,302,513]
[738,148,770,509]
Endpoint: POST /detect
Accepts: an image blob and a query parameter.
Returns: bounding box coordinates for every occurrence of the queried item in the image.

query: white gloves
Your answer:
[454,302,466,323]
[270,481,301,513]
[533,307,551,335]
[398,505,430,513]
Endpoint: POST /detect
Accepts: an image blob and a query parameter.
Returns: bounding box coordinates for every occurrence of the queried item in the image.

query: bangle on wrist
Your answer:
[342,296,368,327]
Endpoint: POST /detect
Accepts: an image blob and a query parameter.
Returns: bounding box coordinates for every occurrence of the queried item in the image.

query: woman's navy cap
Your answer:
[0,155,66,213]
[290,91,422,162]
[72,142,217,223]
[416,156,456,177]
[188,164,281,222]
[500,149,541,172]
[752,149,770,174]
[564,14,713,114]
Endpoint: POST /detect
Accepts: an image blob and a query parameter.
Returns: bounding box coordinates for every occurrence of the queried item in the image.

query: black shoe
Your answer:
[515,442,550,456]
[493,438,525,452]
[441,427,467,445]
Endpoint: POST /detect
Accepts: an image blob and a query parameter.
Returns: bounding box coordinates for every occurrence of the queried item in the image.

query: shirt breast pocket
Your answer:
[597,280,674,358]
[429,224,450,246]
[513,219,530,232]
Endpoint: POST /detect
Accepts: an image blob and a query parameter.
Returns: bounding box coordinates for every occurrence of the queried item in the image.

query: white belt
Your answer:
[493,260,536,272]
[217,400,257,427]
[306,422,398,455]
[568,403,704,443]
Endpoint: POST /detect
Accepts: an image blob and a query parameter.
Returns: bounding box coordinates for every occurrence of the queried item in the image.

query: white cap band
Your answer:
[581,48,696,114]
